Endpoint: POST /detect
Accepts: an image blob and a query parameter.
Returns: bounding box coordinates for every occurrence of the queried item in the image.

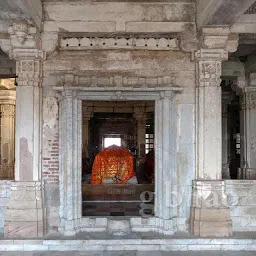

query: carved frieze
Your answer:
[60,36,179,51]
[197,60,222,87]
[16,60,42,86]
[58,74,175,88]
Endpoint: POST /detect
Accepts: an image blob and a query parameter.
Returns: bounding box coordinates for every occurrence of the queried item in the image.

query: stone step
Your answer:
[0,237,256,252]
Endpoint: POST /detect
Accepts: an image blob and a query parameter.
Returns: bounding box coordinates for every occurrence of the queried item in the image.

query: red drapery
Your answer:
[90,145,136,184]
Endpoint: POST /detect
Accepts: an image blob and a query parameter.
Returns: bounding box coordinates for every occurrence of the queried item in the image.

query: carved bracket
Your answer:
[0,20,44,60]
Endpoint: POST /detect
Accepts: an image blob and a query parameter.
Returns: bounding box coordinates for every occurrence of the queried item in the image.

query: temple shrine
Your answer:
[1,0,256,254]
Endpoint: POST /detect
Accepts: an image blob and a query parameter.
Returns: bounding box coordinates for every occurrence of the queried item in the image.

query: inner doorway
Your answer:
[82,100,155,217]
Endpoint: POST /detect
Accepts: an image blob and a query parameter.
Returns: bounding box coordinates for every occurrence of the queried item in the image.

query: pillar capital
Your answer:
[198,26,239,54]
[0,21,44,87]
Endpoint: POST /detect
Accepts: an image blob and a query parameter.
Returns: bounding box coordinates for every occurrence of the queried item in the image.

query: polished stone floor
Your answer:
[1,252,256,256]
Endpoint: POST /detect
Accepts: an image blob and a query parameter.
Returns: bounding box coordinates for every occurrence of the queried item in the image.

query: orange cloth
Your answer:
[90,145,136,184]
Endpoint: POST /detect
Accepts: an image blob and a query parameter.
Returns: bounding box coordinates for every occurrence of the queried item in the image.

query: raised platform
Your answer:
[82,184,154,216]
[1,233,256,252]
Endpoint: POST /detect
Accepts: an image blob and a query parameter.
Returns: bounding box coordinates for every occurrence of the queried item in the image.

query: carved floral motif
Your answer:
[16,60,42,86]
[197,60,222,87]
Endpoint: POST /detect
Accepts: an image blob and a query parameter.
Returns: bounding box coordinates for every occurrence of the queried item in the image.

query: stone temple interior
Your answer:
[3,0,256,254]
[81,101,155,217]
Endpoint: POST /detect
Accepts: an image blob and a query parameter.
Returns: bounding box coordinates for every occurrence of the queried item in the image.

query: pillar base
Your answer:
[190,180,233,237]
[4,181,44,238]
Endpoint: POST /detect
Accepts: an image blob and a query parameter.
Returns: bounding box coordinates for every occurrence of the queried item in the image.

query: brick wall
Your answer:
[42,96,59,184]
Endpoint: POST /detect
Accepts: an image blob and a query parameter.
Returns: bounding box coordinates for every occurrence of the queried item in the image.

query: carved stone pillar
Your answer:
[0,87,16,179]
[0,104,15,179]
[239,75,256,177]
[59,90,82,236]
[222,92,232,179]
[133,106,147,158]
[191,27,236,237]
[0,20,45,238]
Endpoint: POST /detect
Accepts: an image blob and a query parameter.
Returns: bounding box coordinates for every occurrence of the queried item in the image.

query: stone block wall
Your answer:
[226,180,256,232]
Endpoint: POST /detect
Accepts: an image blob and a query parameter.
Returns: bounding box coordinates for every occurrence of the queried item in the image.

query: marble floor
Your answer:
[1,252,256,256]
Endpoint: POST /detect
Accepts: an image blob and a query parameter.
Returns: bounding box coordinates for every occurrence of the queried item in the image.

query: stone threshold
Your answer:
[0,238,256,251]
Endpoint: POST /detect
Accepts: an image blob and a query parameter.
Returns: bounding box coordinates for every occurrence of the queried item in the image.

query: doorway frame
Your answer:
[56,86,181,236]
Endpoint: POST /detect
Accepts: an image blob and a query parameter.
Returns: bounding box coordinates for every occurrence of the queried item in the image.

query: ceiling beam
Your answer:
[197,0,256,28]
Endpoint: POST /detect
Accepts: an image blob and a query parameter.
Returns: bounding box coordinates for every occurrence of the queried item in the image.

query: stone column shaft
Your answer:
[0,104,15,179]
[196,56,222,179]
[14,61,42,181]
[191,47,233,237]
[239,84,256,178]
[59,90,82,235]
[154,92,178,234]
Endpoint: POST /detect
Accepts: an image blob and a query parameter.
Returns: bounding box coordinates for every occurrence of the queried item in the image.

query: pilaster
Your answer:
[154,91,177,228]
[191,27,237,237]
[1,20,45,238]
[59,90,82,236]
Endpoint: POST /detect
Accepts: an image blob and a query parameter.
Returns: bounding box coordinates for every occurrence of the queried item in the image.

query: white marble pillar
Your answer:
[133,107,147,158]
[15,60,42,181]
[191,47,233,237]
[239,75,256,178]
[154,92,177,225]
[59,90,82,235]
[0,104,15,179]
[222,92,232,179]
[0,87,16,179]
[2,20,44,238]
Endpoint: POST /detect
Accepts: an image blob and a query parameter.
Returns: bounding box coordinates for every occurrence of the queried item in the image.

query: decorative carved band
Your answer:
[60,37,179,51]
[16,60,42,86]
[195,49,228,61]
[197,60,222,87]
[58,75,176,88]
